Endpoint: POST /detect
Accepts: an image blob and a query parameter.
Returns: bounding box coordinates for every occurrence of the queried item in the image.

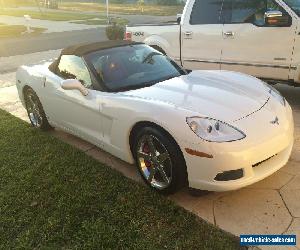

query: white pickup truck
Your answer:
[126,0,300,85]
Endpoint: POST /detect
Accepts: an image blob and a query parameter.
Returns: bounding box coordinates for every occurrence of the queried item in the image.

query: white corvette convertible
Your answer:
[16,41,294,194]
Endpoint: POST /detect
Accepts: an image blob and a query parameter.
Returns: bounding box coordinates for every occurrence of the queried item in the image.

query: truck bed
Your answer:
[126,22,178,27]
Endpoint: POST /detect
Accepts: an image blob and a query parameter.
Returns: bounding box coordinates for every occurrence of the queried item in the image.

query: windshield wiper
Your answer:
[142,52,161,64]
[110,74,179,92]
[160,75,177,82]
[114,81,158,92]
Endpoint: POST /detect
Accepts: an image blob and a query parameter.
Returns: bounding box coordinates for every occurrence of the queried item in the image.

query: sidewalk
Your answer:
[6,6,176,25]
[0,15,103,33]
[0,8,175,34]
[0,49,61,74]
[0,52,299,249]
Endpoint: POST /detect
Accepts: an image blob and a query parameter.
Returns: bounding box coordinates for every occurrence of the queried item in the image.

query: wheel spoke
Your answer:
[137,152,151,162]
[32,106,41,124]
[146,136,156,156]
[158,152,169,164]
[157,164,170,184]
[26,93,42,127]
[27,106,33,112]
[137,134,173,190]
[36,112,42,125]
[28,95,35,107]
[147,166,156,182]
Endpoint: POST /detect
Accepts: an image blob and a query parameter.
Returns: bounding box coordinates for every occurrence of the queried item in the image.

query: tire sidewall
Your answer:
[24,88,51,131]
[133,126,187,194]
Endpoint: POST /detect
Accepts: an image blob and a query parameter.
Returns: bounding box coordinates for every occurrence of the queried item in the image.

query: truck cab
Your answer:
[126,0,300,85]
[181,0,300,84]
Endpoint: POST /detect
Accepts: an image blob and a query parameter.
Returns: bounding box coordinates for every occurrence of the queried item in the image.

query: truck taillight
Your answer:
[124,31,132,41]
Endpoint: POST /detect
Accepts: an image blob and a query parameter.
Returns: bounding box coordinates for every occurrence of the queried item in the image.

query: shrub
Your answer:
[105,23,125,40]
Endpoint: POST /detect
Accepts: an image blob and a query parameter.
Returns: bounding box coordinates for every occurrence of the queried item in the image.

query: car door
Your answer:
[181,0,224,70]
[48,55,104,147]
[220,0,296,81]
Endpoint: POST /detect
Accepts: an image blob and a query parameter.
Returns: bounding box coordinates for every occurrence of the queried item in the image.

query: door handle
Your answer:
[184,31,193,38]
[223,31,235,37]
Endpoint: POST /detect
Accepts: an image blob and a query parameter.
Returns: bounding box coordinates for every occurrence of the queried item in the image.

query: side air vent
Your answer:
[253,155,277,168]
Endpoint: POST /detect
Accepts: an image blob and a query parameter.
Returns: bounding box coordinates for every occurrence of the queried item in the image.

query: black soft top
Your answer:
[49,40,143,72]
[61,40,143,57]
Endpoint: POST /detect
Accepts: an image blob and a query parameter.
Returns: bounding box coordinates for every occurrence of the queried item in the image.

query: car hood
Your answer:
[122,70,270,122]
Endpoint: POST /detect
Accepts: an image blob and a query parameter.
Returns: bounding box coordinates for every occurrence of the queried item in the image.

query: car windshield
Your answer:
[85,44,186,92]
[283,0,300,16]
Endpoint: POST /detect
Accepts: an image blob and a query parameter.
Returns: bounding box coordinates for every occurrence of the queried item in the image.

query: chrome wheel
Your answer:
[136,134,172,190]
[26,92,43,128]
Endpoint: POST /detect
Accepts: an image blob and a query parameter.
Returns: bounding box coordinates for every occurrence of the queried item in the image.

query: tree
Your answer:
[35,0,43,14]
[137,0,144,13]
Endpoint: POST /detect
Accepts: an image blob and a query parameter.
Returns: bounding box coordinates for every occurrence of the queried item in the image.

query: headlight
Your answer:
[265,83,286,106]
[186,117,246,142]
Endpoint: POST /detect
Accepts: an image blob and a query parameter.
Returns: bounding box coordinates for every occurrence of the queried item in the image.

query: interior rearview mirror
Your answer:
[61,79,89,96]
[264,10,290,26]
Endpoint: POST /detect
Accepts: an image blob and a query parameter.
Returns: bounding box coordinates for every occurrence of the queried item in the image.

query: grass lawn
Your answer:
[0,23,45,38]
[0,8,128,25]
[60,2,184,16]
[0,109,244,249]
[0,8,105,21]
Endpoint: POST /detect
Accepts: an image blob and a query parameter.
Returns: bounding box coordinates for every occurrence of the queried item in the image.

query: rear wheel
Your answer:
[133,126,187,194]
[24,87,51,131]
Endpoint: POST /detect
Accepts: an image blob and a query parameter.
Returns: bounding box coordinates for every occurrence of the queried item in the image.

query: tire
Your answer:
[133,126,187,194]
[24,87,52,131]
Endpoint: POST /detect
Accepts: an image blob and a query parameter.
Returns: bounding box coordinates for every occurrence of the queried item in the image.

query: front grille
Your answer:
[252,154,277,168]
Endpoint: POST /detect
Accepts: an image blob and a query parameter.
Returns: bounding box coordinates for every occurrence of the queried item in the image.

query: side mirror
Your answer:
[177,14,182,24]
[264,10,290,26]
[61,79,89,96]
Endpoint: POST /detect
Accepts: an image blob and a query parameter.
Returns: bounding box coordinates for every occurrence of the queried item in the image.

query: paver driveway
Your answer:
[0,57,299,249]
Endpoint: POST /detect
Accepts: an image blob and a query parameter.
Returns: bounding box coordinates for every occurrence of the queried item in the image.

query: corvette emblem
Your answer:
[270,117,279,125]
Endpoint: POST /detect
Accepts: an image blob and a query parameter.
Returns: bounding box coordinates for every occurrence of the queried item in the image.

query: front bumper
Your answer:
[181,99,294,192]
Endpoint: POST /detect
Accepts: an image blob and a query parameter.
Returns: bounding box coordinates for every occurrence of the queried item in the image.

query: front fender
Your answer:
[292,64,300,84]
[143,35,170,56]
[106,97,200,164]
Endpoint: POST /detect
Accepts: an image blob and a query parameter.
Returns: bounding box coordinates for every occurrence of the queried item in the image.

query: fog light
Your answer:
[214,169,244,181]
